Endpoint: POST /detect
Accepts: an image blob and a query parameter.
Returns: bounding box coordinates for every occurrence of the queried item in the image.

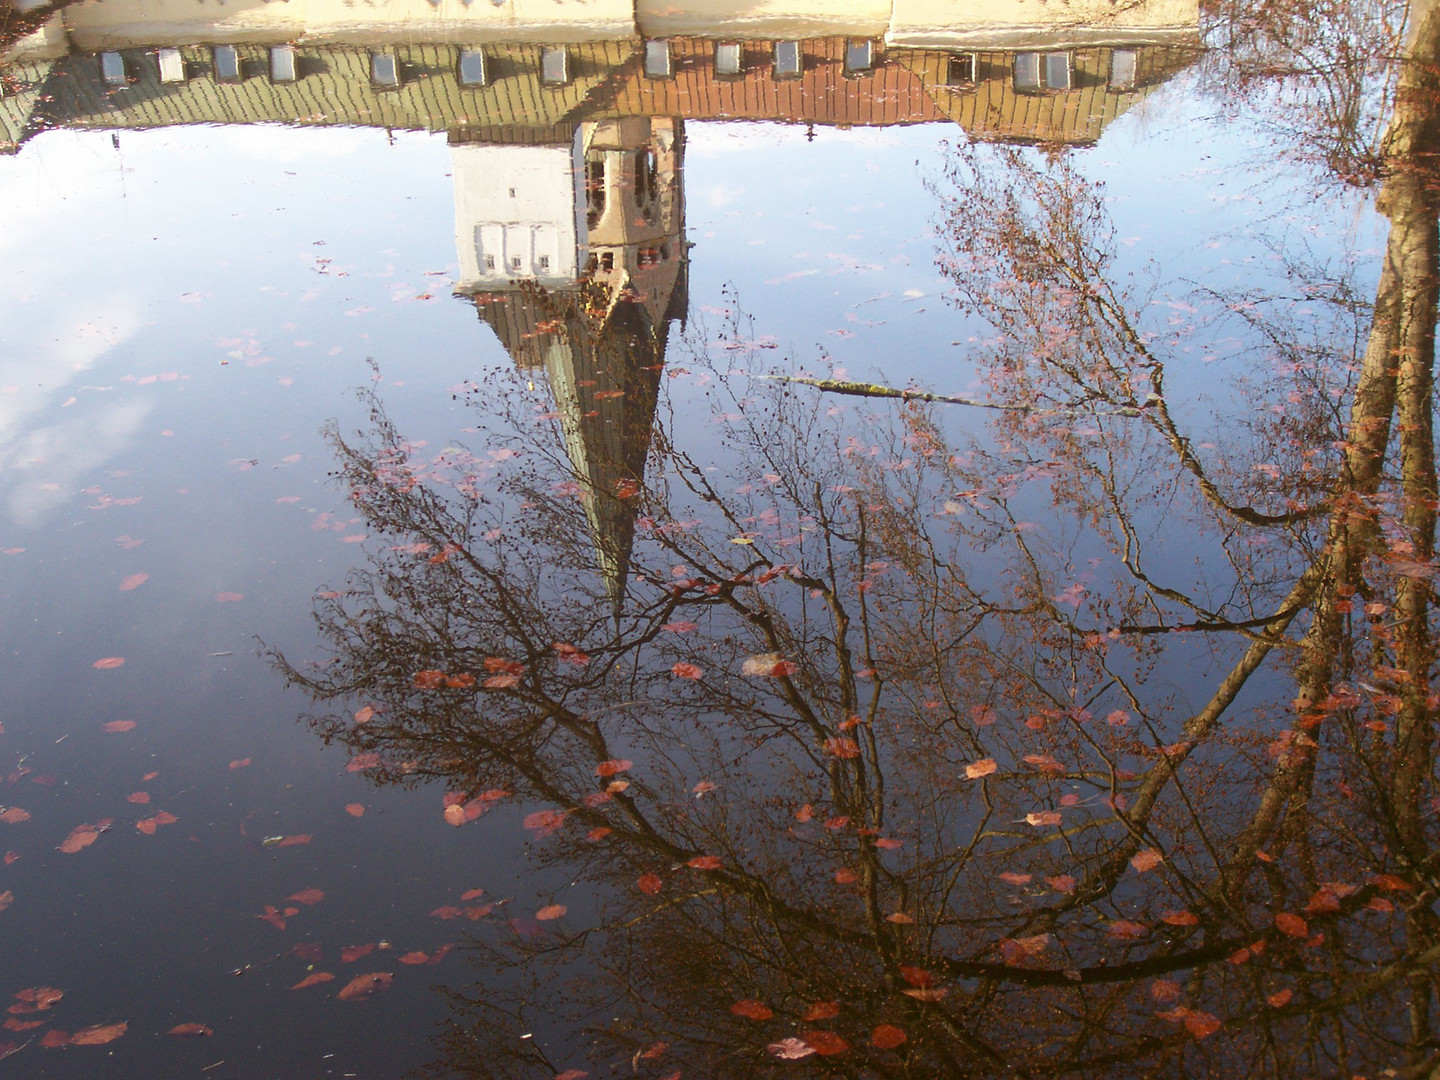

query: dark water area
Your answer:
[1,1,1437,1077]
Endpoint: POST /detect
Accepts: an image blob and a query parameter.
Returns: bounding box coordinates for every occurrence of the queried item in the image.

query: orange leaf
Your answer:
[730,999,773,1021]
[871,1023,907,1050]
[595,759,633,777]
[92,657,125,669]
[0,808,30,824]
[1274,912,1308,938]
[119,573,149,591]
[835,868,859,884]
[964,758,998,779]
[153,811,177,825]
[167,1023,212,1037]
[535,904,566,921]
[287,888,325,906]
[335,973,393,1001]
[345,803,365,818]
[1025,812,1061,827]
[1130,848,1164,873]
[277,834,310,847]
[228,758,251,769]
[687,855,722,870]
[1267,988,1293,1007]
[291,972,335,990]
[136,818,157,835]
[102,721,136,733]
[671,662,704,680]
[126,792,150,804]
[1161,910,1200,926]
[341,944,375,963]
[59,825,100,853]
[799,1030,849,1056]
[637,874,662,895]
[353,706,375,724]
[802,1001,839,1021]
[70,1022,128,1045]
[398,952,430,965]
[886,911,915,924]
[39,1030,70,1048]
[824,737,861,759]
[1183,1012,1221,1039]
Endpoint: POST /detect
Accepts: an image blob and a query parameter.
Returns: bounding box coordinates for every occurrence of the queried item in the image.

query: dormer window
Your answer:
[213,45,241,83]
[458,49,486,87]
[371,53,400,89]
[774,41,801,79]
[844,39,874,75]
[1015,51,1072,92]
[100,52,127,88]
[1110,49,1137,89]
[644,40,673,79]
[946,52,976,86]
[270,45,297,83]
[715,42,742,77]
[158,48,186,84]
[541,48,569,86]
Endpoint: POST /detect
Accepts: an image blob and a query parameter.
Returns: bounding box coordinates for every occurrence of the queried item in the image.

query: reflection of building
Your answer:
[0,0,1200,601]
[462,115,684,610]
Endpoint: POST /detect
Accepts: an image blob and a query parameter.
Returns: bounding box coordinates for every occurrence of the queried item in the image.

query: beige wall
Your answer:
[635,0,890,39]
[61,0,636,48]
[887,0,1200,47]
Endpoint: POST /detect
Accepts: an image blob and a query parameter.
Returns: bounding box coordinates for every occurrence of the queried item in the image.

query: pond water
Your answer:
[0,1,1436,1077]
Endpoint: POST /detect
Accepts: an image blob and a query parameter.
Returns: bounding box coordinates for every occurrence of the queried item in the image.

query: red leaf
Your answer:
[70,1022,128,1045]
[460,888,485,901]
[1130,848,1164,873]
[398,952,430,965]
[346,754,381,773]
[353,706,376,724]
[3,1019,42,1031]
[257,905,287,930]
[535,904,566,921]
[0,808,30,824]
[523,809,568,837]
[1267,988,1294,1007]
[802,1001,839,1021]
[835,867,859,884]
[277,834,310,847]
[871,1023,907,1050]
[799,1030,849,1056]
[1161,910,1200,926]
[167,1023,212,1038]
[899,966,934,988]
[998,872,1032,885]
[126,792,150,804]
[637,874,663,895]
[730,999,774,1021]
[662,621,697,633]
[1107,920,1148,940]
[59,825,100,853]
[345,803,365,818]
[595,759,633,777]
[118,574,149,591]
[102,721,136,733]
[40,1030,70,1048]
[341,944,375,963]
[287,888,325,906]
[585,827,612,842]
[687,855,722,870]
[228,758,251,769]
[1025,812,1062,827]
[92,657,125,670]
[291,972,335,990]
[670,662,704,680]
[216,592,243,603]
[335,972,392,1001]
[1183,1012,1221,1039]
[412,670,446,689]
[1274,912,1309,938]
[824,737,861,759]
[444,673,476,689]
[1045,875,1077,894]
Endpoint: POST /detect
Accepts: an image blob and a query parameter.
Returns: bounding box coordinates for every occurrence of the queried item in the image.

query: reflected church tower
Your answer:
[454,116,686,613]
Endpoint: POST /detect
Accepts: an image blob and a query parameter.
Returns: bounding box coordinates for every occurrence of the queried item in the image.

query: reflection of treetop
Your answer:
[272,24,1440,1057]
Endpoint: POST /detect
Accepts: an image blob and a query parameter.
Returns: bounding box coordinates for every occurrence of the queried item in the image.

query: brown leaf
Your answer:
[1274,912,1309,938]
[871,1023,907,1050]
[167,1023,212,1038]
[69,1022,128,1045]
[335,972,393,1001]
[59,825,100,854]
[0,808,31,824]
[964,758,998,779]
[290,972,335,990]
[729,999,774,1021]
[687,855,722,870]
[799,1030,849,1056]
[1130,848,1164,873]
[802,1001,839,1021]
[341,944,375,963]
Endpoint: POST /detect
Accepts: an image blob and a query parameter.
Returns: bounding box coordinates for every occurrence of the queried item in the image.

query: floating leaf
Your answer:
[287,888,325,906]
[0,809,30,825]
[0,891,10,914]
[637,874,662,895]
[59,825,101,854]
[799,1030,849,1056]
[964,758,997,779]
[886,911,915,924]
[1130,849,1164,873]
[535,904,566,921]
[341,944,375,963]
[767,1038,815,1060]
[216,592,243,603]
[1266,988,1293,1008]
[92,658,125,670]
[40,1030,71,1048]
[730,999,773,1021]
[824,737,861,759]
[1025,812,1062,827]
[871,1023,907,1049]
[1275,912,1308,938]
[70,1022,127,1045]
[102,721,136,733]
[345,803,365,818]
[228,758,251,770]
[126,792,150,804]
[687,855,722,870]
[118,574,149,592]
[167,1023,212,1038]
[595,759,632,777]
[802,1001,839,1021]
[997,871,1032,886]
[276,834,310,847]
[1161,910,1200,926]
[1184,1012,1221,1039]
[671,662,704,680]
[335,973,392,1001]
[1107,920,1149,940]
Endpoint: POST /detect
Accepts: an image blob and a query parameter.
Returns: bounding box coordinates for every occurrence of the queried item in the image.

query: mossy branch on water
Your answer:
[758,374,1144,417]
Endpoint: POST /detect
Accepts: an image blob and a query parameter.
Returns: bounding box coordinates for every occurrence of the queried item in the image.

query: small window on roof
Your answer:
[1110,48,1137,90]
[213,44,241,82]
[715,42,741,77]
[157,47,186,84]
[946,52,976,85]
[1044,52,1072,90]
[100,52,127,87]
[1014,52,1041,91]
[644,40,672,79]
[540,47,569,86]
[538,255,550,271]
[371,53,399,88]
[458,49,486,87]
[510,255,522,271]
[485,254,496,270]
[844,39,874,75]
[774,41,801,79]
[270,45,297,83]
